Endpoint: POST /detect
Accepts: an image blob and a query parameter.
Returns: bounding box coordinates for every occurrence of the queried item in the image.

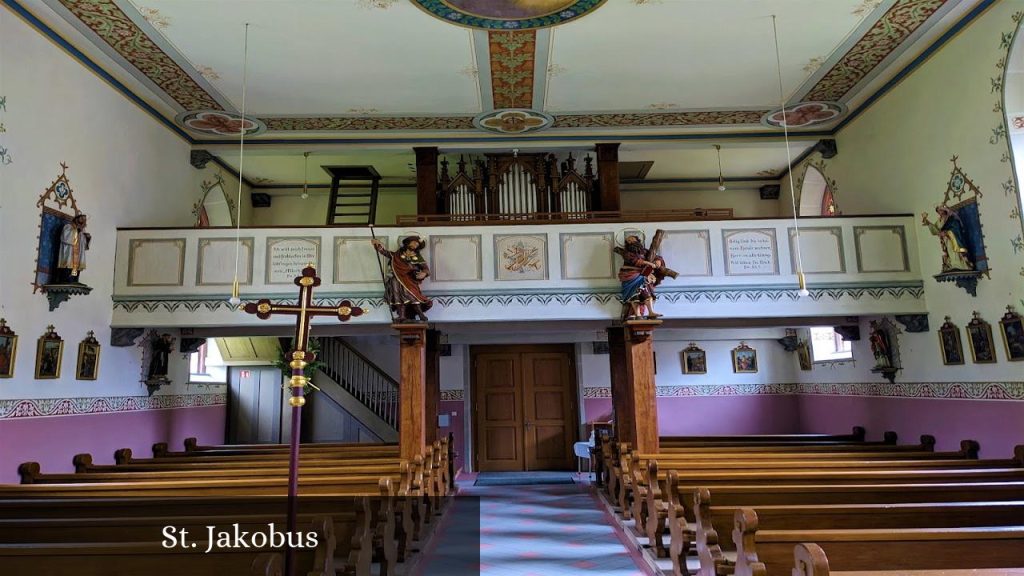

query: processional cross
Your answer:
[241,264,364,576]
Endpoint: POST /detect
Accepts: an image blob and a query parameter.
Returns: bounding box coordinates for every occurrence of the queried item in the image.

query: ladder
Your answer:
[323,165,381,226]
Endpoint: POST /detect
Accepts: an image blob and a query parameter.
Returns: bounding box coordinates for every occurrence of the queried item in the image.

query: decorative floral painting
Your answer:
[495,234,547,281]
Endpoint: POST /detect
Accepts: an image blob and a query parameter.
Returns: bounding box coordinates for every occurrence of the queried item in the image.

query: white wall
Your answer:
[0,9,208,399]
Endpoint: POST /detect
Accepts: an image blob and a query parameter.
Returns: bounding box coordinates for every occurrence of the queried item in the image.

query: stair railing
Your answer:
[317,337,399,429]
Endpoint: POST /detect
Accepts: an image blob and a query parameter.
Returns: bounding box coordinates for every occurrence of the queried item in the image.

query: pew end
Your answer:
[114,448,132,465]
[792,543,830,576]
[17,462,40,484]
[851,426,866,441]
[732,508,768,576]
[152,442,169,457]
[920,435,936,451]
[882,431,897,444]
[961,439,981,459]
[72,453,93,473]
[1015,445,1024,466]
[184,437,198,452]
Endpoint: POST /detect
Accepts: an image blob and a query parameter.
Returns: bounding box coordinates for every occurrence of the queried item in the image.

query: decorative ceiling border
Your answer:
[54,0,222,111]
[802,0,949,103]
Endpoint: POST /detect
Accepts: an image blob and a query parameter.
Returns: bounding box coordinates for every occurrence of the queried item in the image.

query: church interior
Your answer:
[2,0,1024,575]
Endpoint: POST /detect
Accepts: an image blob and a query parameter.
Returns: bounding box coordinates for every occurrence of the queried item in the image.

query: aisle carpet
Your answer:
[413,474,652,575]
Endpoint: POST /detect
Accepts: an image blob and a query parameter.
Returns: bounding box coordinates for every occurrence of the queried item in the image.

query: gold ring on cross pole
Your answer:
[288,396,306,407]
[290,375,308,388]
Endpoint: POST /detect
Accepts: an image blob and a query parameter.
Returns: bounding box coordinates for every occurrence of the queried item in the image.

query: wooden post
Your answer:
[623,319,661,453]
[595,143,621,212]
[606,327,634,445]
[413,147,439,216]
[395,323,428,460]
[425,329,441,445]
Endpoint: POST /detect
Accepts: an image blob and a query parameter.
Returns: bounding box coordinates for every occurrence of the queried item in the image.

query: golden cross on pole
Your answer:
[241,264,363,576]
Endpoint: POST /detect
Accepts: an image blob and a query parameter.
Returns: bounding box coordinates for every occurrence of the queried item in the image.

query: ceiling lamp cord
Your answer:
[301,152,310,200]
[714,144,726,191]
[772,15,809,298]
[228,23,250,308]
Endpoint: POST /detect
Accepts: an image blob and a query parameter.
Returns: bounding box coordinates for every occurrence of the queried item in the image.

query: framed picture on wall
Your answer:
[35,325,63,379]
[965,312,996,364]
[76,331,101,381]
[0,319,18,379]
[731,342,758,373]
[681,343,706,374]
[937,316,964,366]
[999,306,1024,361]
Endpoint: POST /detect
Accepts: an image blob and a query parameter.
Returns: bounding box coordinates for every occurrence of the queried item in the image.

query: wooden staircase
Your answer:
[323,165,381,226]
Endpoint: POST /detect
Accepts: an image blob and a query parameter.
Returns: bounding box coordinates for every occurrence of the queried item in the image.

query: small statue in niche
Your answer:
[55,214,91,284]
[921,205,973,272]
[147,333,174,382]
[372,236,433,323]
[869,320,893,369]
[615,230,677,320]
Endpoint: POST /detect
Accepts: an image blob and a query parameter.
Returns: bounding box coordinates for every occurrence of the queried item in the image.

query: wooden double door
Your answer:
[472,344,579,472]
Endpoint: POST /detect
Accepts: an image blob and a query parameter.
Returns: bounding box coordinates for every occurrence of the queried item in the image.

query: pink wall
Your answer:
[798,395,1024,458]
[584,395,802,436]
[0,405,226,484]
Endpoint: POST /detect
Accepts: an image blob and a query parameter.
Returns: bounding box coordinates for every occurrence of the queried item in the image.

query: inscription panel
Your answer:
[266,237,321,284]
[560,232,615,279]
[723,229,779,276]
[430,235,482,282]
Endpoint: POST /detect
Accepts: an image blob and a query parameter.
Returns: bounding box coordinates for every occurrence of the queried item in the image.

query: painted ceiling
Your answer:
[16,0,976,186]
[31,0,971,140]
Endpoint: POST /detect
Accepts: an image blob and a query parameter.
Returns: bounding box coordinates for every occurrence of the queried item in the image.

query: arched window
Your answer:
[1003,21,1024,236]
[194,180,235,228]
[798,165,837,217]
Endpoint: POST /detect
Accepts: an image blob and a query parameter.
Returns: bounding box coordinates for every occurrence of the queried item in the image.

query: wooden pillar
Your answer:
[413,147,439,216]
[623,319,661,453]
[424,329,441,445]
[606,327,634,445]
[595,143,621,212]
[395,323,428,460]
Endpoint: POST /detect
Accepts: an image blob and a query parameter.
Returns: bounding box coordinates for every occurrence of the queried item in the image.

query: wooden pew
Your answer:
[790,543,1024,576]
[638,442,1016,549]
[658,426,869,444]
[622,438,983,524]
[604,435,959,508]
[184,438,394,451]
[0,476,399,575]
[732,509,1024,576]
[0,499,371,576]
[0,515,334,576]
[694,500,1024,576]
[665,480,1024,576]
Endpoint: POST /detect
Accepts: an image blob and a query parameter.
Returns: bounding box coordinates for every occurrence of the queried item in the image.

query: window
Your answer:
[808,326,853,362]
[798,166,838,217]
[189,339,227,383]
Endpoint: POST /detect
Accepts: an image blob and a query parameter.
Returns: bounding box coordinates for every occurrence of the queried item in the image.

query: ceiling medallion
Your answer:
[412,0,607,30]
[176,110,267,137]
[762,101,845,129]
[473,109,553,134]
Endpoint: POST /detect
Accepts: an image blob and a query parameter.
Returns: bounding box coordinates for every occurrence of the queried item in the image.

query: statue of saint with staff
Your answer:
[372,235,433,323]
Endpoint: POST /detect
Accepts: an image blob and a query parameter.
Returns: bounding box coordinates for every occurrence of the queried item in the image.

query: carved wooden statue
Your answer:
[615,230,678,320]
[373,236,433,323]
